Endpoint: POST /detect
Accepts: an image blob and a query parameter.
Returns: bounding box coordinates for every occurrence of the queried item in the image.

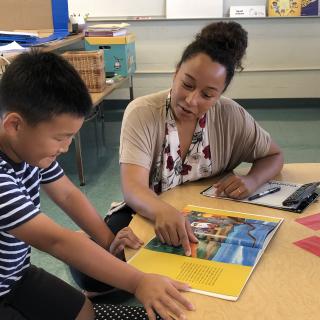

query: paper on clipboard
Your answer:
[201,180,320,213]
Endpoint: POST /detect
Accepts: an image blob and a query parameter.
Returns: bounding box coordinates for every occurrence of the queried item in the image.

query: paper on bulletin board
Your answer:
[166,0,223,19]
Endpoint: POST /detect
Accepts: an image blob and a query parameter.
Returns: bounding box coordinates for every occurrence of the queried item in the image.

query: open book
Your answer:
[201,180,320,213]
[128,205,283,301]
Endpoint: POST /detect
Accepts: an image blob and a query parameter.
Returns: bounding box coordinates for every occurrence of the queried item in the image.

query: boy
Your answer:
[0,51,194,320]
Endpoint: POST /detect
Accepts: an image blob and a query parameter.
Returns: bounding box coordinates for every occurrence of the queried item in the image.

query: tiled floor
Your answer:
[32,105,320,299]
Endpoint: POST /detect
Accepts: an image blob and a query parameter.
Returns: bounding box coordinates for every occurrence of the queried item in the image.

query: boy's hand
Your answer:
[109,227,144,257]
[155,210,198,256]
[134,273,195,320]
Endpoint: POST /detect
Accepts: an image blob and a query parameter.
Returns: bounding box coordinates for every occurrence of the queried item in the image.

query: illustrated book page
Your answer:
[128,205,283,301]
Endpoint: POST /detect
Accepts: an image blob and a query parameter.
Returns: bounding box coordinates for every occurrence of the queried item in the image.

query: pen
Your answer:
[248,186,281,201]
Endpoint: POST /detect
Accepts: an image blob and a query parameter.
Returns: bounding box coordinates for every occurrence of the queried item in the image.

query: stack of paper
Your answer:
[85,23,129,37]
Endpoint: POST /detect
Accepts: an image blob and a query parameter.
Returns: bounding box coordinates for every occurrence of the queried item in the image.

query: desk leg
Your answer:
[74,132,85,186]
[97,103,106,147]
[129,75,134,101]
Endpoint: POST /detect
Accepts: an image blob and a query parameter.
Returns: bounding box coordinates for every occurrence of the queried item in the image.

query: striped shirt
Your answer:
[0,152,64,297]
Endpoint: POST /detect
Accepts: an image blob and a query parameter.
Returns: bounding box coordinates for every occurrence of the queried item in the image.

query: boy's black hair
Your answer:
[177,21,248,91]
[0,50,92,125]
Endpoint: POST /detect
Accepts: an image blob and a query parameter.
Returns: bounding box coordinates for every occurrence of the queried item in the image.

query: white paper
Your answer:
[89,23,130,30]
[229,6,266,18]
[0,41,26,53]
[202,180,302,210]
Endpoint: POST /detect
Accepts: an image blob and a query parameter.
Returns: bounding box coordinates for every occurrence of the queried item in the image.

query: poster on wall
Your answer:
[166,0,223,19]
[267,0,302,16]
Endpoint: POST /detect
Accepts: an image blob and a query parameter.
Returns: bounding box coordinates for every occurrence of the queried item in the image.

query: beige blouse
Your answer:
[120,89,271,185]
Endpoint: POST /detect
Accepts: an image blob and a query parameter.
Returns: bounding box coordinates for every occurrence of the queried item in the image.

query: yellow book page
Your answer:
[129,249,252,299]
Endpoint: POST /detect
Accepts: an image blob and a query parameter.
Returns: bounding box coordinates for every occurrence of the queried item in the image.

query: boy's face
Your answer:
[11,113,84,168]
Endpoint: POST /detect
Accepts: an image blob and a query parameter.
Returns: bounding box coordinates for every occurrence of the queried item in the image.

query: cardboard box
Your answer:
[0,0,68,34]
[85,34,136,77]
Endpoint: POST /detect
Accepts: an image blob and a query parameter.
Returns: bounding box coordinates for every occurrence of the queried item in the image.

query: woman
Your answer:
[71,21,283,296]
[117,21,283,256]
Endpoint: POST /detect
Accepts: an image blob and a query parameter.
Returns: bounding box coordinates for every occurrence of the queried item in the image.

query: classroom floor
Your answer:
[32,105,320,302]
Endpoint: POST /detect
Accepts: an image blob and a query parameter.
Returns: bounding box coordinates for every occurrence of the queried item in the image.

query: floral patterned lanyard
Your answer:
[151,94,212,194]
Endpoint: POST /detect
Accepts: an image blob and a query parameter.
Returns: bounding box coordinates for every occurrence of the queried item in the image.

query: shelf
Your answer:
[87,15,320,22]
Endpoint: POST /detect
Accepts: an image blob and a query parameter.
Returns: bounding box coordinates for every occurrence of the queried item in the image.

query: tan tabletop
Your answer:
[39,33,84,52]
[125,163,320,320]
[90,77,130,108]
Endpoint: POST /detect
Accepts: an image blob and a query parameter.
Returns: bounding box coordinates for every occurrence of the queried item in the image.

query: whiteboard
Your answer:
[166,0,223,19]
[68,0,165,18]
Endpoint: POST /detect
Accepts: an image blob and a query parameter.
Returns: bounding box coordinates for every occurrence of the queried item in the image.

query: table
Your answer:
[75,76,133,185]
[39,33,84,52]
[1,34,85,78]
[0,34,84,64]
[125,163,320,320]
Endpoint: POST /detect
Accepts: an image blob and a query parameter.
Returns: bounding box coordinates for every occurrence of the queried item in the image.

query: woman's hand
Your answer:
[134,273,195,320]
[109,227,144,257]
[214,174,257,199]
[214,141,284,200]
[155,209,198,256]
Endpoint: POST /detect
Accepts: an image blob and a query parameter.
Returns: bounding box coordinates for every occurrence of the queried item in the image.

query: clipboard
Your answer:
[201,180,320,213]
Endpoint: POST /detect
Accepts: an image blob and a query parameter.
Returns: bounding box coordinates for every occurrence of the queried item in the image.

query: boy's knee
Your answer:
[76,296,95,320]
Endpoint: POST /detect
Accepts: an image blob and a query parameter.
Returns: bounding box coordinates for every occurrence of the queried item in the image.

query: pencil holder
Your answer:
[62,50,106,93]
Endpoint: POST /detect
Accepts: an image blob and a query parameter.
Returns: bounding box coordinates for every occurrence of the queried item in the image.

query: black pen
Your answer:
[248,187,281,201]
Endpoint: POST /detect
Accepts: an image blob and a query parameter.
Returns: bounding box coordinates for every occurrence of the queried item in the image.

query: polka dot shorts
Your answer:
[93,304,162,320]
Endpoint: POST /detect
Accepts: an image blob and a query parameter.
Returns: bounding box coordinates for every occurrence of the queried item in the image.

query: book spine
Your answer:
[85,32,114,37]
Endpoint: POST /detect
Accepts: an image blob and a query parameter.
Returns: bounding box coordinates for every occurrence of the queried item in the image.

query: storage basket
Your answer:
[62,50,106,93]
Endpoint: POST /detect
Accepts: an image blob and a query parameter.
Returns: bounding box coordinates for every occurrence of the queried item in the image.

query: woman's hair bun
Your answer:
[197,21,248,70]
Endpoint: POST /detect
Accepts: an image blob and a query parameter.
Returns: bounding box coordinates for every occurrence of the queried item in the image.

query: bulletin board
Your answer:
[0,0,54,30]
